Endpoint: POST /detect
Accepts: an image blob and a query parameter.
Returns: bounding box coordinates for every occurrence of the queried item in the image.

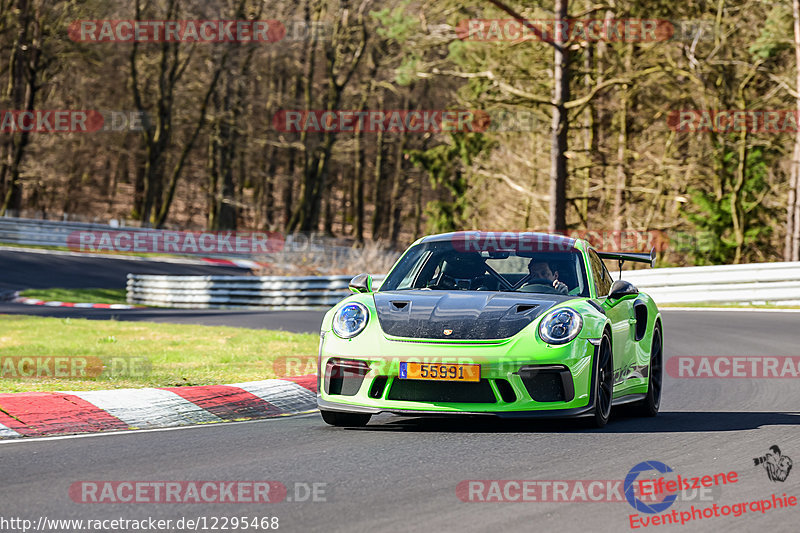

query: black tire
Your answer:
[632,326,663,417]
[320,409,371,427]
[588,332,613,428]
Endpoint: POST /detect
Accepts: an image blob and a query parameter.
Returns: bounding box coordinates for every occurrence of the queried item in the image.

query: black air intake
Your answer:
[495,379,517,403]
[517,365,575,402]
[325,359,369,396]
[387,379,496,403]
[369,376,388,399]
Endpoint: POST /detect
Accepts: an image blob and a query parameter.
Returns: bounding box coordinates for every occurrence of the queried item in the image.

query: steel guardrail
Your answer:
[622,262,800,305]
[126,274,388,310]
[0,215,145,247]
[127,262,800,309]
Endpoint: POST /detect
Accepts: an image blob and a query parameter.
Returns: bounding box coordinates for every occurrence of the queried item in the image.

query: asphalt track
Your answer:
[0,302,326,333]
[0,249,247,291]
[0,249,330,332]
[1,309,798,532]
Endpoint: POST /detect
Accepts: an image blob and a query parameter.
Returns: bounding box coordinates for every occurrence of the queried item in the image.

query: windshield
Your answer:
[381,241,590,297]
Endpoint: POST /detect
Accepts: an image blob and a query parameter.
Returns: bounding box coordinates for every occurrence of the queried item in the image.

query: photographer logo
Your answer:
[754,445,793,482]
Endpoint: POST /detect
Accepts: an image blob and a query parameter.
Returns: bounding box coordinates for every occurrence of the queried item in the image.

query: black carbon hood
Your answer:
[374,291,572,340]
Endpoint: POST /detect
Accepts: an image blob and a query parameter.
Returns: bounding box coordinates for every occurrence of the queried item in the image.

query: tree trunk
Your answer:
[323,172,337,236]
[371,121,386,239]
[352,87,371,243]
[388,94,411,246]
[389,130,408,246]
[283,73,305,230]
[206,133,218,228]
[354,126,366,243]
[0,0,41,216]
[264,145,276,229]
[287,0,322,233]
[548,0,569,233]
[341,167,350,235]
[288,0,367,233]
[579,39,594,227]
[789,0,800,261]
[730,127,748,265]
[413,166,423,240]
[613,44,632,232]
[786,143,798,261]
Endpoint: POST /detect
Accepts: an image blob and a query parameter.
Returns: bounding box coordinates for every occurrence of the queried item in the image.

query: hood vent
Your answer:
[374,291,566,340]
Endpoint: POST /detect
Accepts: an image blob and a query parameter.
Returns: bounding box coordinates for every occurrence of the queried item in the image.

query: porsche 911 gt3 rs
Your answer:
[317,231,662,428]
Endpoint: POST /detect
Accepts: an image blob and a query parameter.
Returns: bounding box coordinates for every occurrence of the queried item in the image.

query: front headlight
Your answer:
[538,307,583,344]
[332,302,369,339]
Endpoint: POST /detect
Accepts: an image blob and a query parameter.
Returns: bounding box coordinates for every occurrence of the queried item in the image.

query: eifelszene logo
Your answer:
[625,461,677,514]
[624,461,735,515]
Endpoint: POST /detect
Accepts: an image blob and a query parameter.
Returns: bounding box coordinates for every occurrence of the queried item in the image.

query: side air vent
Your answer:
[515,304,538,313]
[390,301,409,310]
[634,301,648,341]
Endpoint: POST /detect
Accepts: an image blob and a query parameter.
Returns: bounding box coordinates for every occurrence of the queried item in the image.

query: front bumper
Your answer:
[317,337,599,418]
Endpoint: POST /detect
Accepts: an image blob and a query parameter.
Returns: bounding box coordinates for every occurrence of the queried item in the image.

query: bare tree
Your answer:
[0,0,42,215]
[787,0,800,261]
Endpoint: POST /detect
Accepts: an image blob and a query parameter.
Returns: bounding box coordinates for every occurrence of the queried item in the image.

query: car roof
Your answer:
[418,231,581,249]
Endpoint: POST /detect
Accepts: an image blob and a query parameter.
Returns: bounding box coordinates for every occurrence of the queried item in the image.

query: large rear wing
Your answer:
[597,247,656,268]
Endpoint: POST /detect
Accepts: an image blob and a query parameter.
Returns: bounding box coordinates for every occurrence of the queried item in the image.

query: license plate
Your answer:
[398,362,480,382]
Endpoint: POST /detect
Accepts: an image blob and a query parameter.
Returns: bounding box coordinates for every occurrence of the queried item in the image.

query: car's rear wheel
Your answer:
[588,332,613,428]
[320,409,372,427]
[632,325,662,417]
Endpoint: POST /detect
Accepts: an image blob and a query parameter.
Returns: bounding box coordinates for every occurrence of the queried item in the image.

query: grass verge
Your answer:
[0,315,318,392]
[19,288,129,305]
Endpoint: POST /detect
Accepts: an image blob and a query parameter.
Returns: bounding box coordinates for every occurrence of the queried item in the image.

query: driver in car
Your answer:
[527,260,568,294]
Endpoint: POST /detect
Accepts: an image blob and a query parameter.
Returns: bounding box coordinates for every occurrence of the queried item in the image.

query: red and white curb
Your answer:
[11,297,137,309]
[0,374,317,439]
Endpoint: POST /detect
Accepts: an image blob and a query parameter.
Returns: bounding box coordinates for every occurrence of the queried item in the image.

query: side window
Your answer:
[601,261,613,289]
[396,251,432,289]
[588,249,612,297]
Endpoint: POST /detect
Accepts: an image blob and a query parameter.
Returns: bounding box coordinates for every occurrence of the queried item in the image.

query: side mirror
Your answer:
[607,279,639,301]
[348,273,373,294]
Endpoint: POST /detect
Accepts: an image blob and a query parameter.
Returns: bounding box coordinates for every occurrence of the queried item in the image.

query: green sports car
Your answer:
[317,231,662,428]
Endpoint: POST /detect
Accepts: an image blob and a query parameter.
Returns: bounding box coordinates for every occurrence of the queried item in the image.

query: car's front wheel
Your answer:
[588,332,613,428]
[320,409,372,427]
[632,325,662,417]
